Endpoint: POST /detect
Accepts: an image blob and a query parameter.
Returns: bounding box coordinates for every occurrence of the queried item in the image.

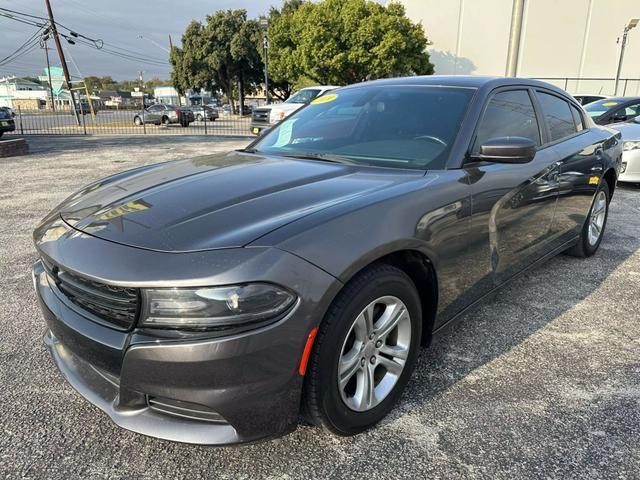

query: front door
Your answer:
[464,89,560,292]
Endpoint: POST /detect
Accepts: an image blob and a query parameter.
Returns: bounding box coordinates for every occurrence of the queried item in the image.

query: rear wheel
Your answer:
[303,263,422,436]
[196,114,203,121]
[161,116,170,125]
[134,116,142,126]
[565,180,610,257]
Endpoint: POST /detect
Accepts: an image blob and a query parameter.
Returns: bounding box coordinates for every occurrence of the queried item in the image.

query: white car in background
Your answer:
[250,86,338,135]
[572,94,609,106]
[613,115,640,183]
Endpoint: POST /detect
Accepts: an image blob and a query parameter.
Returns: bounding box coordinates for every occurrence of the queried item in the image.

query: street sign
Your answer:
[43,66,64,94]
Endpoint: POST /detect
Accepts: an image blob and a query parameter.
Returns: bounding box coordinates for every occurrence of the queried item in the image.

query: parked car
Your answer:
[233,104,252,115]
[612,115,640,183]
[572,94,608,106]
[220,104,231,115]
[133,104,194,127]
[0,108,15,137]
[33,76,620,446]
[584,96,640,125]
[0,106,15,118]
[250,85,338,135]
[189,105,218,122]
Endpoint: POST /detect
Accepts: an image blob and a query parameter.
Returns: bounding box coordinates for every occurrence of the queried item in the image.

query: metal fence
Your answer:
[6,107,253,137]
[532,77,640,96]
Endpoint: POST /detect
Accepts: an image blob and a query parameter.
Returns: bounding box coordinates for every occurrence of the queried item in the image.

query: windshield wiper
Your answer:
[278,152,359,165]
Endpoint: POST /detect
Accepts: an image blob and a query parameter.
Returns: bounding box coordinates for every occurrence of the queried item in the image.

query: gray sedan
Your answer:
[133,104,194,126]
[33,76,621,445]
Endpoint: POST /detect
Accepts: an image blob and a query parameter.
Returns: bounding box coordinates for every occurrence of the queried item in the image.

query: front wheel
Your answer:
[302,263,422,436]
[565,180,610,257]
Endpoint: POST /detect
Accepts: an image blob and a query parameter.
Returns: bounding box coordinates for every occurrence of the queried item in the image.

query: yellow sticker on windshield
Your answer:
[311,93,337,105]
[602,102,618,107]
[588,176,599,185]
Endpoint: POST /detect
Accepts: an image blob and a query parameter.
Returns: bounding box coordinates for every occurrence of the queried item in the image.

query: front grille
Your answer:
[251,108,270,124]
[43,259,139,330]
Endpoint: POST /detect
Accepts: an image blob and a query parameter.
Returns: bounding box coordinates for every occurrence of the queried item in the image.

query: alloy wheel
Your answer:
[337,296,411,412]
[588,190,607,246]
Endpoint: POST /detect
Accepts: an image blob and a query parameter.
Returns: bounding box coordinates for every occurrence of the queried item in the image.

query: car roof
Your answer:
[338,75,575,96]
[597,96,640,102]
[300,86,340,91]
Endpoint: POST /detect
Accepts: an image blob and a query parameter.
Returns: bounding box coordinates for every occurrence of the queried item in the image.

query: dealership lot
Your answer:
[1,136,639,479]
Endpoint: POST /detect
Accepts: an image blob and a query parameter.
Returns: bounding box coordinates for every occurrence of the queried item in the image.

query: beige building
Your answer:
[399,0,640,95]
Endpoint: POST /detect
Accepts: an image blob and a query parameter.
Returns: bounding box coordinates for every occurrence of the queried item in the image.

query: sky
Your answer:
[0,0,286,81]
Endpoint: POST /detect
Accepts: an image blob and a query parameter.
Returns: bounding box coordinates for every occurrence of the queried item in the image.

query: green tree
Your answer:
[282,0,433,85]
[261,0,305,100]
[170,10,264,111]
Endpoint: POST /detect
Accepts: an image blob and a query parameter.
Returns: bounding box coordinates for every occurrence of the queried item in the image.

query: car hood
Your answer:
[55,151,421,252]
[612,122,640,139]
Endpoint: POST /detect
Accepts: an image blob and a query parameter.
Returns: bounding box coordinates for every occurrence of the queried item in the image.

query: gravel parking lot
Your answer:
[1,136,639,479]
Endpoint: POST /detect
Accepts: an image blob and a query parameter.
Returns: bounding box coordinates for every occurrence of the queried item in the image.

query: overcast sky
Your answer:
[0,0,288,80]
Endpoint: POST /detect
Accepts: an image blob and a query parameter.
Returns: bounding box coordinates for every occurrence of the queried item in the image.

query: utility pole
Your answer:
[259,19,270,104]
[505,0,525,77]
[44,0,80,125]
[42,38,55,111]
[614,19,639,95]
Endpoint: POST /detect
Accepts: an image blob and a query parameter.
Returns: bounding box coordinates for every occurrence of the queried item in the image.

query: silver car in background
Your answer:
[613,115,640,183]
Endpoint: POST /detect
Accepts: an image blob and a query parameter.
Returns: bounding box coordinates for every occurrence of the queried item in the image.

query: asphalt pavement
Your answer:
[1,136,639,479]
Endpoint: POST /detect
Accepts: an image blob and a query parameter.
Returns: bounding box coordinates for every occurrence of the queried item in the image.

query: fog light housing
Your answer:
[140,283,296,330]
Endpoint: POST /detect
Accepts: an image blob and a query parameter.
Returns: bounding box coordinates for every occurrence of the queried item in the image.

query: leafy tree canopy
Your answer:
[170,10,263,109]
[284,0,433,85]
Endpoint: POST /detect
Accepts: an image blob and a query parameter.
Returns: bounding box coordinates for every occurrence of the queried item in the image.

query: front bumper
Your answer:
[32,227,340,444]
[619,149,640,183]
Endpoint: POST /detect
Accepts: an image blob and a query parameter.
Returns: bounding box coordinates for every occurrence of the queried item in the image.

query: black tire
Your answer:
[196,114,203,121]
[161,116,170,125]
[134,116,142,126]
[302,263,422,436]
[564,180,610,257]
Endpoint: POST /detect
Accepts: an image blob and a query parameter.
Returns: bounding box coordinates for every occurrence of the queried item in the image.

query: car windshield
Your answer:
[285,89,321,104]
[252,85,475,170]
[584,99,623,119]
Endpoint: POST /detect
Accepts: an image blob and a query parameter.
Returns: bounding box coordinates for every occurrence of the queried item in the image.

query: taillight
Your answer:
[175,109,180,116]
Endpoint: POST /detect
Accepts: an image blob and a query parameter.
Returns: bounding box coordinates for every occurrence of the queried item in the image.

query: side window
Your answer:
[537,92,577,142]
[148,105,162,112]
[621,103,640,120]
[570,104,584,131]
[473,90,540,151]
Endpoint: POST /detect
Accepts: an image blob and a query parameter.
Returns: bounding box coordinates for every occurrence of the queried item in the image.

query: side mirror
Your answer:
[611,111,627,122]
[478,136,536,164]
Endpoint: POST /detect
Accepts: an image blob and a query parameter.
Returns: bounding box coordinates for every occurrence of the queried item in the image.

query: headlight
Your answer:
[623,141,640,151]
[140,283,296,330]
[270,110,286,123]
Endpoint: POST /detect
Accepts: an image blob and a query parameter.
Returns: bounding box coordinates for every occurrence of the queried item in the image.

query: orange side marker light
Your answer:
[298,327,318,376]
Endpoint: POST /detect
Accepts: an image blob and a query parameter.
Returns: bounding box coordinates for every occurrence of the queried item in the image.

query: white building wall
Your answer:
[399,0,640,95]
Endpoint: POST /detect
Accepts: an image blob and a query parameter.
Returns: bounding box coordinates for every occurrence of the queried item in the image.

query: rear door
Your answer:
[465,88,560,288]
[535,90,603,244]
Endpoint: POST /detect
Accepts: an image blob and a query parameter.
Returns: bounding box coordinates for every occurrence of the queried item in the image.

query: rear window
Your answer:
[536,92,577,142]
[285,89,321,104]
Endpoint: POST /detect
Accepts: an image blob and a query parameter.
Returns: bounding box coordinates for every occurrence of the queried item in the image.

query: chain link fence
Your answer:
[7,107,254,137]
